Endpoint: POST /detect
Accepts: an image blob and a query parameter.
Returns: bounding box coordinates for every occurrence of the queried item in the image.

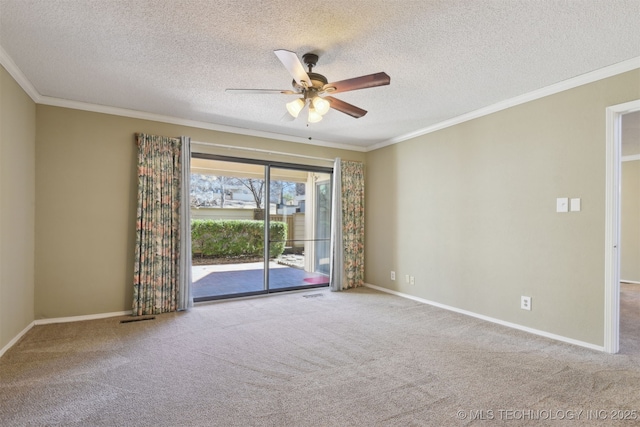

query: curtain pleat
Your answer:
[330,159,365,291]
[133,133,189,315]
[330,158,344,291]
[178,136,193,310]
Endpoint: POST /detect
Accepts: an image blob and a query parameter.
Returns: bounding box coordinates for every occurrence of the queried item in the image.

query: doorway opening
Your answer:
[604,99,640,354]
[620,111,640,354]
[190,153,332,301]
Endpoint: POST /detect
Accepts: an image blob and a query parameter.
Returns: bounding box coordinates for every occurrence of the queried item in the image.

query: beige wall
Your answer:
[0,66,36,351]
[621,160,640,282]
[5,56,638,350]
[35,106,364,318]
[365,70,640,347]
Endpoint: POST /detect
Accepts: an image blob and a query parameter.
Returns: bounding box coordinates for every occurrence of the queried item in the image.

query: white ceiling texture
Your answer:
[1,0,639,152]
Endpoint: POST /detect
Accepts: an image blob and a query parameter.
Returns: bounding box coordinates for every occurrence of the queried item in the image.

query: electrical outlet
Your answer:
[391,271,396,281]
[405,275,410,284]
[521,296,532,311]
[410,276,415,285]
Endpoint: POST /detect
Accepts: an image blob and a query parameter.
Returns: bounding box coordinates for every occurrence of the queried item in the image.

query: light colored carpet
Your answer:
[1,285,640,426]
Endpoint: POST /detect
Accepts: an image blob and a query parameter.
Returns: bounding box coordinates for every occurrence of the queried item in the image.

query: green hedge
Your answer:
[191,219,287,259]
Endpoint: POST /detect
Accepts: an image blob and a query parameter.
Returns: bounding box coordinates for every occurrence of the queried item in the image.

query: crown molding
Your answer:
[367,56,640,152]
[0,45,41,102]
[0,45,365,153]
[37,95,366,152]
[2,43,636,155]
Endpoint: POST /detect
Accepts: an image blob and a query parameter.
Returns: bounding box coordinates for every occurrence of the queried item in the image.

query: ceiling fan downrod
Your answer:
[302,53,318,73]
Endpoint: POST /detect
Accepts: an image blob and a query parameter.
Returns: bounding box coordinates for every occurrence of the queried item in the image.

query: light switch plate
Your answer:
[556,198,569,213]
[570,198,581,212]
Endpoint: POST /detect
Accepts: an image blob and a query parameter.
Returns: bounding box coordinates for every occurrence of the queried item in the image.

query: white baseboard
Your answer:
[0,310,137,358]
[364,283,605,352]
[0,321,36,358]
[621,280,640,285]
[34,310,133,325]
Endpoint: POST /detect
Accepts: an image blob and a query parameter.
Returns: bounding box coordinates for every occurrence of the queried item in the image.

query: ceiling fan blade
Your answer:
[274,49,312,87]
[324,72,390,94]
[225,89,299,95]
[325,96,368,118]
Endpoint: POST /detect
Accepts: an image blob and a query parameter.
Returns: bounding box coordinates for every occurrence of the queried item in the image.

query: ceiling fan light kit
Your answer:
[312,96,330,115]
[286,98,305,118]
[227,49,390,124]
[307,104,323,123]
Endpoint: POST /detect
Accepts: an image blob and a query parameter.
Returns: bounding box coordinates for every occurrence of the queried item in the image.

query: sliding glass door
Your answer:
[190,154,332,301]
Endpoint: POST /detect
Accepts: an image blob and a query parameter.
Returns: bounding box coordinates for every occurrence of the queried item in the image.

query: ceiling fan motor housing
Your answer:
[293,72,328,92]
[291,53,328,93]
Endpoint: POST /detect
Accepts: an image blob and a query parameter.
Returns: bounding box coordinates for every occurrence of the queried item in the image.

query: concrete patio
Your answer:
[192,259,329,299]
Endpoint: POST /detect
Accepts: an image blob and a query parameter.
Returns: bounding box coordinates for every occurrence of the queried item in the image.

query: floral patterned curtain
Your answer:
[133,133,190,315]
[330,159,365,290]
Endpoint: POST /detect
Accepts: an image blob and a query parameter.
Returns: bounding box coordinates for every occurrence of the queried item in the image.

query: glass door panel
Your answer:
[268,168,331,291]
[190,157,266,300]
[315,180,331,275]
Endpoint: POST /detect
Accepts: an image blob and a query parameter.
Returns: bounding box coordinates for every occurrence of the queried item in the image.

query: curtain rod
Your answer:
[191,141,336,163]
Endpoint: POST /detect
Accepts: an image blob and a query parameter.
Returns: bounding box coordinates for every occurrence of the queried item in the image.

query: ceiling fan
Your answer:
[226,50,390,123]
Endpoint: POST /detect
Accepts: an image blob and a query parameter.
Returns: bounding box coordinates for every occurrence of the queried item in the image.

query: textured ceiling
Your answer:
[1,0,639,150]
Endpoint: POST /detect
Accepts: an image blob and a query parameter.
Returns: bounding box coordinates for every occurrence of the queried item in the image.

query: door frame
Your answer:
[604,99,640,354]
[190,152,333,300]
